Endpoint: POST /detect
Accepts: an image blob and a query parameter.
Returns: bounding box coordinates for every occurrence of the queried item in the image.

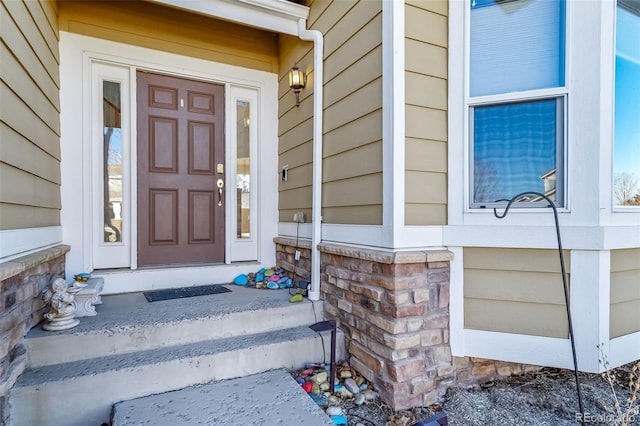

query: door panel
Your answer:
[137,71,225,266]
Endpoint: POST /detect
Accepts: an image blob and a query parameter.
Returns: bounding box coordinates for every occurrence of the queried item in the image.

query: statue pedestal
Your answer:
[42,284,82,331]
[73,277,104,317]
[42,315,80,331]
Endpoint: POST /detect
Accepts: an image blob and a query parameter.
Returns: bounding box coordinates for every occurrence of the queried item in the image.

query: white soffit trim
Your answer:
[148,0,309,36]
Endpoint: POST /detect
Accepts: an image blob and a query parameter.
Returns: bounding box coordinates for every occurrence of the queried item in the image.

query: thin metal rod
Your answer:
[330,325,336,392]
[493,192,585,425]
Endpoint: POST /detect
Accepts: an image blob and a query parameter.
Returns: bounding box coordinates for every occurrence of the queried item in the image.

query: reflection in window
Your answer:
[468,0,566,208]
[236,101,250,238]
[613,0,640,206]
[472,98,563,205]
[103,81,123,242]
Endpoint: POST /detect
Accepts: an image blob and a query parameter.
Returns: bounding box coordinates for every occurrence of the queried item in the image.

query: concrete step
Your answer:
[112,369,335,426]
[11,326,345,426]
[25,286,323,367]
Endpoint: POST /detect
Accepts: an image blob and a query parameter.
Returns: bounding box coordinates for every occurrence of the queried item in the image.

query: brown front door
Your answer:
[137,71,225,266]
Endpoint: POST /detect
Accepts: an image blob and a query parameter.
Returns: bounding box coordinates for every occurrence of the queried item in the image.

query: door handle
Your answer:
[216,179,224,206]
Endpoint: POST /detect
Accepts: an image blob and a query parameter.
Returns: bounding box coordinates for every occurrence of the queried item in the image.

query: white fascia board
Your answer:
[148,0,309,36]
[0,226,63,261]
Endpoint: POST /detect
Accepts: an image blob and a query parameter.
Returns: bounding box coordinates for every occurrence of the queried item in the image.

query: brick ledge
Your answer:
[317,242,453,264]
[0,244,70,281]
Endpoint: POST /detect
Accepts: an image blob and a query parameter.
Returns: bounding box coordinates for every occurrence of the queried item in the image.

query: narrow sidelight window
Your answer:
[103,81,123,242]
[236,100,251,238]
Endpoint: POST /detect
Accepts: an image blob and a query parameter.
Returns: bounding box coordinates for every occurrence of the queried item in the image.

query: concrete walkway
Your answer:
[112,369,335,426]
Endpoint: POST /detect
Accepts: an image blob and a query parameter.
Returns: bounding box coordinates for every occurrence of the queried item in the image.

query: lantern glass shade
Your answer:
[289,67,305,90]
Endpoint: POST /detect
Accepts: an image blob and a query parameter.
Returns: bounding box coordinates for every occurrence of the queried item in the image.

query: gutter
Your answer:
[296,18,323,301]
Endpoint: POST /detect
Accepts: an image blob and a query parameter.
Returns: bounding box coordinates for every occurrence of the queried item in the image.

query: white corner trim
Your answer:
[382,0,406,248]
[148,0,309,36]
[449,247,465,356]
[0,226,63,261]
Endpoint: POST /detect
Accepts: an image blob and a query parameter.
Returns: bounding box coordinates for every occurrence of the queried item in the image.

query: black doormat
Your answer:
[143,284,231,302]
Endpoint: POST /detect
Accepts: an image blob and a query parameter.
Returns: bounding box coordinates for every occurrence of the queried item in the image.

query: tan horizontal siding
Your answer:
[323,110,382,158]
[323,174,382,207]
[1,1,60,230]
[611,248,640,272]
[324,45,382,108]
[322,205,382,226]
[405,3,447,48]
[2,43,60,135]
[610,300,640,339]
[0,203,60,229]
[323,141,382,183]
[404,2,449,227]
[406,0,448,17]
[0,83,60,159]
[405,72,447,111]
[0,163,61,209]
[405,138,447,173]
[610,249,640,338]
[278,119,313,155]
[25,1,60,60]
[405,204,447,226]
[465,299,569,338]
[464,247,571,273]
[279,141,313,170]
[0,123,60,184]
[406,105,447,146]
[278,0,383,225]
[464,248,571,338]
[324,77,382,136]
[58,1,278,73]
[279,186,312,211]
[1,3,60,115]
[405,39,447,79]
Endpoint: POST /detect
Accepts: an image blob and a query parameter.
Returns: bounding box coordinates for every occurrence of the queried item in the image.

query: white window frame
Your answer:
[465,0,569,211]
[91,62,132,269]
[227,87,260,261]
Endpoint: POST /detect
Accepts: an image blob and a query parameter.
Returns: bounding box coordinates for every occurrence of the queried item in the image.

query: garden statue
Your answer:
[41,278,81,331]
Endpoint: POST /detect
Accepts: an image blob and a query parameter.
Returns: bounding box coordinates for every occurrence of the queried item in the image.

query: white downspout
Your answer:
[297,19,323,301]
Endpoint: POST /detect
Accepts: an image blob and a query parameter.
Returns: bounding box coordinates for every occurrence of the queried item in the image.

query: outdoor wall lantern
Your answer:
[288,66,306,107]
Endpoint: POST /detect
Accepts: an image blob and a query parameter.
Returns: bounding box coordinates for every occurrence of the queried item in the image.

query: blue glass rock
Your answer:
[233,274,248,285]
[330,415,348,425]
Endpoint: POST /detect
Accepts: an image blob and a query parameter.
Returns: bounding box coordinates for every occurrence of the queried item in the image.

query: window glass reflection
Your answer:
[613,1,640,206]
[236,101,250,238]
[103,81,123,242]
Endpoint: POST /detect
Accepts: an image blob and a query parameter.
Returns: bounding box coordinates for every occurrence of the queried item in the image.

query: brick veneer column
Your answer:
[318,244,454,409]
[0,245,69,424]
[317,242,538,410]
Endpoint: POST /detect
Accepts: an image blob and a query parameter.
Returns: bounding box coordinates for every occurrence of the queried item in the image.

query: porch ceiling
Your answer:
[146,0,310,35]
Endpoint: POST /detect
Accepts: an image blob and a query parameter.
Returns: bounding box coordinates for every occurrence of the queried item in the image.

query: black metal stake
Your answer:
[493,192,585,425]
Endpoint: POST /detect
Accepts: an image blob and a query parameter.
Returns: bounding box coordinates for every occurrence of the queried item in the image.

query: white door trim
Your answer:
[60,32,278,290]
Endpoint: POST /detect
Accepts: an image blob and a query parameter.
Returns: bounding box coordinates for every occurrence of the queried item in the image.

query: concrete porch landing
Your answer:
[12,285,344,426]
[112,369,334,426]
